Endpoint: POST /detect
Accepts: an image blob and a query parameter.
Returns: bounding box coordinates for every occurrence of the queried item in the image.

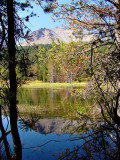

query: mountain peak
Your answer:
[22,27,78,46]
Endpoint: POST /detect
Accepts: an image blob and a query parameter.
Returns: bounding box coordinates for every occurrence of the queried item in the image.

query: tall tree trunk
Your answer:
[7,0,22,159]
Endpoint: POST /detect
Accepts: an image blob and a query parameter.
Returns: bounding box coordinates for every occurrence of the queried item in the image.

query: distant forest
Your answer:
[15,40,92,83]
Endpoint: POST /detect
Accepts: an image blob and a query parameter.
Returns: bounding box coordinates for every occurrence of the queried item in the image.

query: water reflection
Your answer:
[0,109,11,160]
[1,115,86,160]
[1,87,120,159]
[0,106,22,160]
[17,88,95,119]
[17,88,75,106]
[19,117,86,135]
[1,113,120,160]
[34,118,79,135]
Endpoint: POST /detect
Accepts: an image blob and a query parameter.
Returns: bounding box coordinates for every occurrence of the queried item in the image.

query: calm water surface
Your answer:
[1,87,95,159]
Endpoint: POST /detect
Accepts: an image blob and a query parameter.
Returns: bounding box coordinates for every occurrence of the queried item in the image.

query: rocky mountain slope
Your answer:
[22,27,79,46]
[22,27,94,46]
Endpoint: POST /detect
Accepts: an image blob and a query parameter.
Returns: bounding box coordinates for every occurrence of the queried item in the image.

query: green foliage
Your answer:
[15,41,91,83]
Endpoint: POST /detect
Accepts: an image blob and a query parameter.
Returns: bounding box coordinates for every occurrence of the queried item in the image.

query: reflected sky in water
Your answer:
[1,88,118,159]
[1,87,89,159]
[2,115,85,160]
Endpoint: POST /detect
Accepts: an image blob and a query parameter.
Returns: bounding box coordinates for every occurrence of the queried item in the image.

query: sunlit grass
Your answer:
[22,81,88,89]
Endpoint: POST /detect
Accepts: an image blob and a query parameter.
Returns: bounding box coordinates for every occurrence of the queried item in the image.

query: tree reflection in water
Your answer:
[0,105,22,160]
[1,89,120,160]
[1,109,120,159]
[59,125,119,160]
[15,112,120,159]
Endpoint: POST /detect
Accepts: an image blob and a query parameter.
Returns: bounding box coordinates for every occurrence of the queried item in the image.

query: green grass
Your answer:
[22,81,87,89]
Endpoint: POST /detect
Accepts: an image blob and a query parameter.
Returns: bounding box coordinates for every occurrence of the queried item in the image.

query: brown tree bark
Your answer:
[7,0,22,159]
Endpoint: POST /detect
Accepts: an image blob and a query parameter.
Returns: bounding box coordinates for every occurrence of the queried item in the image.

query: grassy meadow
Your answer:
[22,81,88,89]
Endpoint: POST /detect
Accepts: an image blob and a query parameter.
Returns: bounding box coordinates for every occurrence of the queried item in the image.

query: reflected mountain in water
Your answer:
[35,118,79,135]
[19,116,95,135]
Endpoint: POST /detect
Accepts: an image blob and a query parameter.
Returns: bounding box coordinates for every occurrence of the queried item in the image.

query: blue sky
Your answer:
[19,1,70,32]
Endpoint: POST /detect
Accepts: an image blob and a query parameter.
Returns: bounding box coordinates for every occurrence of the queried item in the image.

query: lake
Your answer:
[0,87,116,159]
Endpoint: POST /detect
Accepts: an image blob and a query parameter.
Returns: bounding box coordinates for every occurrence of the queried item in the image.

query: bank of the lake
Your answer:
[22,81,87,89]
